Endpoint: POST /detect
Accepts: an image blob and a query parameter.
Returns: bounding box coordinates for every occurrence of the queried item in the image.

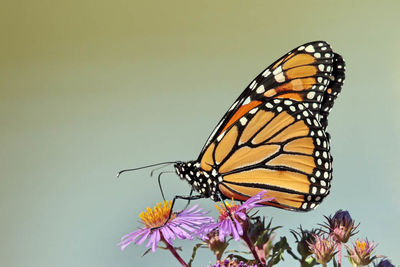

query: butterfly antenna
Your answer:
[117,161,177,178]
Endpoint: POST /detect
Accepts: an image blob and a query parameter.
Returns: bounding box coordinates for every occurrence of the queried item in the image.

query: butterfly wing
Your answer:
[200,41,344,154]
[200,98,331,210]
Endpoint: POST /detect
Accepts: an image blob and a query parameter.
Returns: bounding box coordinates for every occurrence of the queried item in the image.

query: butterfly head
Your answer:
[174,161,221,200]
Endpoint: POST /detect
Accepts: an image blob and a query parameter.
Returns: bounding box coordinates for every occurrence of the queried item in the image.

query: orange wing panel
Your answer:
[200,143,215,171]
[220,101,262,134]
[268,120,309,143]
[219,144,280,173]
[223,168,310,193]
[219,183,304,209]
[266,154,315,174]
[286,66,317,80]
[215,126,238,164]
[283,137,314,155]
[239,110,275,145]
[283,54,316,70]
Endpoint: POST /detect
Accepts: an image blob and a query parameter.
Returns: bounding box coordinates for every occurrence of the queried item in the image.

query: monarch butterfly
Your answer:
[120,40,345,213]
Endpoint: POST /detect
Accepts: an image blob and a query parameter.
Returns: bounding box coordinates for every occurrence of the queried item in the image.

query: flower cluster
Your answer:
[118,194,394,267]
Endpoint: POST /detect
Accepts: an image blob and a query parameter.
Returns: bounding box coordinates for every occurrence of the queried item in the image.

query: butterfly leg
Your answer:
[182,189,194,211]
[150,193,204,231]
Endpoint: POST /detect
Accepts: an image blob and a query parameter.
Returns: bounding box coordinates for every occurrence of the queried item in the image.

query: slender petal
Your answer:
[135,229,150,245]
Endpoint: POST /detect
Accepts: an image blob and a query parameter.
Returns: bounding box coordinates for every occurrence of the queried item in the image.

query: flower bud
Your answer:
[204,230,229,260]
[323,210,359,243]
[307,234,336,265]
[291,226,322,259]
[375,259,395,267]
[248,218,279,264]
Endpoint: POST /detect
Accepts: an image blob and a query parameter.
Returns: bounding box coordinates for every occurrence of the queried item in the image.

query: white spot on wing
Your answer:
[229,101,239,111]
[262,69,271,77]
[307,91,315,99]
[256,85,265,94]
[216,131,226,142]
[243,97,251,105]
[275,72,285,83]
[273,66,282,75]
[250,80,257,90]
[249,107,258,114]
[312,187,317,194]
[305,45,315,53]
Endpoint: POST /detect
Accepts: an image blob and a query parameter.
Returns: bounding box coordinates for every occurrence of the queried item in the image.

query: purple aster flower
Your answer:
[119,200,212,252]
[197,191,273,242]
[346,238,377,266]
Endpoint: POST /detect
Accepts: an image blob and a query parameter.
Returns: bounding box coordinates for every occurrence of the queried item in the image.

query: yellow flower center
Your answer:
[356,240,367,250]
[215,199,239,220]
[139,200,176,228]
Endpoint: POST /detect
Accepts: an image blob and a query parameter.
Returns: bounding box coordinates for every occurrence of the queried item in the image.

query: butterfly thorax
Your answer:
[174,161,222,201]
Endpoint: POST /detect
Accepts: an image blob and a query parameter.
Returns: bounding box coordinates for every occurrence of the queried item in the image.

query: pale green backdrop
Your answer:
[1,1,399,266]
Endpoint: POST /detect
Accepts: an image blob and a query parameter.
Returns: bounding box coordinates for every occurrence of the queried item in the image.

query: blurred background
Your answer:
[1,0,399,266]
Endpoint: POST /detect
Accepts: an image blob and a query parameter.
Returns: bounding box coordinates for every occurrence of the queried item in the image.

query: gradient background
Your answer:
[1,1,399,266]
